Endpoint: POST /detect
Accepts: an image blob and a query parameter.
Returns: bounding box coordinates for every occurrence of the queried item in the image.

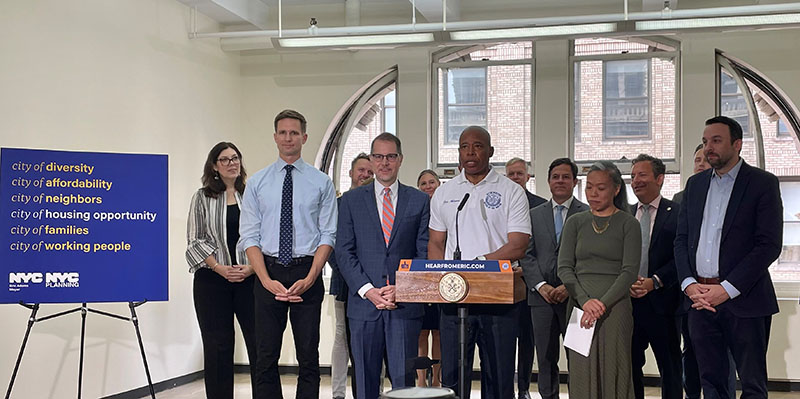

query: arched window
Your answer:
[315,66,397,193]
[716,50,800,284]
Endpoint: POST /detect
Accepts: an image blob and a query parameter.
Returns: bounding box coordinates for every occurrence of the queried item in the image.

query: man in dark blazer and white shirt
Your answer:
[629,154,682,399]
[336,133,430,399]
[674,116,783,399]
[521,158,587,399]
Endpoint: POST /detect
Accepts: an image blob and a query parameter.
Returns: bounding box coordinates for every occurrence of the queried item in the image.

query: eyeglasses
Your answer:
[217,156,241,166]
[370,153,400,162]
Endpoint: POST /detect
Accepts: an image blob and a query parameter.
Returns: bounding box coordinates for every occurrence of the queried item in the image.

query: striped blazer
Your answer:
[185,188,249,273]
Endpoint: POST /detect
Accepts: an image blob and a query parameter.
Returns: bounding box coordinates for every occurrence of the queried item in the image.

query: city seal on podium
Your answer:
[438,272,468,302]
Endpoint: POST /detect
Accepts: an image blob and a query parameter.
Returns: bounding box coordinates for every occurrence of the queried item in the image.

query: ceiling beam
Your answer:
[410,0,460,23]
[178,0,270,28]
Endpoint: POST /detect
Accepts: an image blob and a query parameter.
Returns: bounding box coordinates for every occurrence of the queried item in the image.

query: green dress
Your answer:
[557,210,641,399]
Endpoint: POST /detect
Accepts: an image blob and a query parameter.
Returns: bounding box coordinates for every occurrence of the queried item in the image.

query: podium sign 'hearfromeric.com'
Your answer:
[395,259,526,304]
[0,148,168,304]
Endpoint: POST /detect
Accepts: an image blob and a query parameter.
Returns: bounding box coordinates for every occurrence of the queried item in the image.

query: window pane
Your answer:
[725,76,800,177]
[447,68,486,105]
[605,60,648,98]
[470,42,532,61]
[525,177,537,195]
[384,107,396,135]
[573,62,581,143]
[384,90,395,107]
[574,37,652,57]
[720,71,751,137]
[573,56,675,161]
[604,59,649,138]
[772,181,800,282]
[778,120,789,137]
[439,42,532,63]
[438,63,531,165]
[338,90,393,189]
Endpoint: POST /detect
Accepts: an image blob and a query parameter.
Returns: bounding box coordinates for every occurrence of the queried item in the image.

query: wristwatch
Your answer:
[475,255,486,261]
[652,275,662,290]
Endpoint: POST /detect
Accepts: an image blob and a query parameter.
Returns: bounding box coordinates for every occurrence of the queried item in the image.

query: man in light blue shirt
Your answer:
[674,116,782,399]
[682,158,742,298]
[239,109,337,399]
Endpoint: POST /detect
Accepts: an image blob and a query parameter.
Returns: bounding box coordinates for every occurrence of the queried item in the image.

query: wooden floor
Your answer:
[138,374,799,398]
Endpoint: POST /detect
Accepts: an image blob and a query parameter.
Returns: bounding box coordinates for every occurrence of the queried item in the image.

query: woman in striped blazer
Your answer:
[186,142,257,399]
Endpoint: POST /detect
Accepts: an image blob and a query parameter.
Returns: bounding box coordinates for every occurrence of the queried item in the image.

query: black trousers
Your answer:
[680,313,737,399]
[688,306,771,399]
[193,268,258,399]
[254,256,323,399]
[439,304,518,399]
[631,299,682,399]
[515,300,534,392]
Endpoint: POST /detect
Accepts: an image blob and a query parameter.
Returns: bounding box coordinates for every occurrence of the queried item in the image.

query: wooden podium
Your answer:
[395,259,526,399]
[395,259,526,305]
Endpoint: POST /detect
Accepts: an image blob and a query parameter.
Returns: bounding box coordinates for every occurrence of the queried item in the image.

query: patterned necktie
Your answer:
[381,187,394,246]
[639,204,651,277]
[554,205,565,242]
[279,164,294,266]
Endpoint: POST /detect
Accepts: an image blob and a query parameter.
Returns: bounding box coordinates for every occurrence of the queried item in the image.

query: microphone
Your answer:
[453,193,470,260]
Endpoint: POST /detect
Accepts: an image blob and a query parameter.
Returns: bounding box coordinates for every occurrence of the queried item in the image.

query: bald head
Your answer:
[459,126,494,183]
[460,126,492,147]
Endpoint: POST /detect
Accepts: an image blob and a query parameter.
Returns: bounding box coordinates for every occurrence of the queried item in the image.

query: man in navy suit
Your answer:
[629,154,682,399]
[674,116,783,399]
[336,132,430,399]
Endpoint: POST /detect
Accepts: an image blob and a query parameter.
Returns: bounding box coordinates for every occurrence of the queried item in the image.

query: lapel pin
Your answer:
[667,206,672,211]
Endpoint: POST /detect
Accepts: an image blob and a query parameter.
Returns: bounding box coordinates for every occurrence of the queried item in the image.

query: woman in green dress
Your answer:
[557,161,641,399]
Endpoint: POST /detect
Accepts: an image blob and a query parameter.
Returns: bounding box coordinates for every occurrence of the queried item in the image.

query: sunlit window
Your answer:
[572,38,678,163]
[433,42,533,167]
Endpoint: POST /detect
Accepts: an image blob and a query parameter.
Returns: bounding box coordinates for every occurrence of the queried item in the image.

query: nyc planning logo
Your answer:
[8,272,80,291]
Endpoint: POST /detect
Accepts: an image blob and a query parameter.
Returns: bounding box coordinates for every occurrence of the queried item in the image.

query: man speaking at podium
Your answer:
[336,133,430,399]
[428,126,531,399]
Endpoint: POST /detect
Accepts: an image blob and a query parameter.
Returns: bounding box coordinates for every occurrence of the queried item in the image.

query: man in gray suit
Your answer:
[521,158,588,399]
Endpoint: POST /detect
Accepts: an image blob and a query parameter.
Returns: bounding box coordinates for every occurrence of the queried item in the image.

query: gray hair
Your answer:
[588,160,628,211]
[505,157,527,169]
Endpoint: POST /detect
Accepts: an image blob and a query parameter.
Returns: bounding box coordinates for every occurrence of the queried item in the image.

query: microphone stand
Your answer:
[453,193,468,399]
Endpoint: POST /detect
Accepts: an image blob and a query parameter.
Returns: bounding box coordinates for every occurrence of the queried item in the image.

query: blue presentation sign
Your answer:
[1,148,168,304]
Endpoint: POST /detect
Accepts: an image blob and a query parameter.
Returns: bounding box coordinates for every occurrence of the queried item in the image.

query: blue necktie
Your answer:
[279,164,294,266]
[555,205,565,242]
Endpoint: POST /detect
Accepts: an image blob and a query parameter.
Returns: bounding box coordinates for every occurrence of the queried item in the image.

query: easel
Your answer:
[5,300,156,399]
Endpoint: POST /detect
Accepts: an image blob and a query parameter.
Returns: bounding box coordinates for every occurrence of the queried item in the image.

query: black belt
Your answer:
[264,255,314,267]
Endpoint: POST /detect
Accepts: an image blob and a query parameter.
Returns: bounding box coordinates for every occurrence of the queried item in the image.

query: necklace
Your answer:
[591,209,617,234]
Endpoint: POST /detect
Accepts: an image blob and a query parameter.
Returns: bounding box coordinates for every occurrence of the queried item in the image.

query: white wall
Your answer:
[0,0,242,397]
